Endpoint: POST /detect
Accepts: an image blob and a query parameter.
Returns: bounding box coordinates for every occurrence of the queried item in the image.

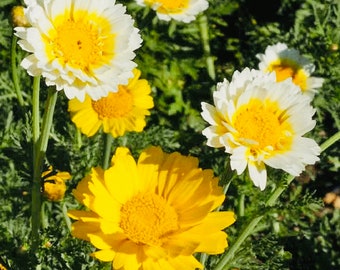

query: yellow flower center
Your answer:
[119,193,178,246]
[233,99,293,153]
[146,0,189,14]
[91,86,133,118]
[268,60,308,91]
[46,11,115,72]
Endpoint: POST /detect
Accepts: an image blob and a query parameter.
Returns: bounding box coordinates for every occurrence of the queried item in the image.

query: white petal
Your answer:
[230,146,248,175]
[248,161,267,191]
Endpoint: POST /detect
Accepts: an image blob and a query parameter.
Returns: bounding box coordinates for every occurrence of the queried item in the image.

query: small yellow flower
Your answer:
[11,6,30,27]
[136,0,208,23]
[68,69,154,138]
[256,42,324,98]
[201,68,320,190]
[15,0,142,101]
[68,146,235,269]
[42,166,71,201]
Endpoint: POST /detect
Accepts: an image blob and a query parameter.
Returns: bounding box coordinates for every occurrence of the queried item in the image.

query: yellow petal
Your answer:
[70,221,100,241]
[169,255,203,270]
[112,241,140,269]
[137,146,164,192]
[88,233,113,249]
[91,249,115,262]
[104,148,140,203]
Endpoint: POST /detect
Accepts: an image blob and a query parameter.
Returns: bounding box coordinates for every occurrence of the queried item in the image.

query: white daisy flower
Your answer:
[15,0,142,101]
[256,42,324,99]
[201,68,321,190]
[135,0,208,23]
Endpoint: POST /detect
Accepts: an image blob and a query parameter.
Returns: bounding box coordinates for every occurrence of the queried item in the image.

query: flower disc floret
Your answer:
[68,146,235,269]
[256,42,324,99]
[201,68,321,190]
[15,0,142,101]
[136,0,208,23]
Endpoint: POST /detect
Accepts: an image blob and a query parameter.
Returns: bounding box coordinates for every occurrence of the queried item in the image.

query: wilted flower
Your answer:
[69,146,235,269]
[201,68,320,190]
[15,0,142,101]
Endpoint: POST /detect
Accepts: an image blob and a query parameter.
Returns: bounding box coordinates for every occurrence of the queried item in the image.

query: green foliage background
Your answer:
[0,0,339,269]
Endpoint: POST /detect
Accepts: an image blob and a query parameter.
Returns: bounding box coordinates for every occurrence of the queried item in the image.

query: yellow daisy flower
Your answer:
[68,69,154,138]
[256,42,324,98]
[15,0,142,101]
[136,0,209,23]
[201,68,321,190]
[68,146,235,269]
[42,166,71,201]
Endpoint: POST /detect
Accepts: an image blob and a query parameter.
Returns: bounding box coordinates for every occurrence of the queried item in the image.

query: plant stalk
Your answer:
[198,14,216,83]
[11,34,24,106]
[103,133,113,170]
[31,88,58,252]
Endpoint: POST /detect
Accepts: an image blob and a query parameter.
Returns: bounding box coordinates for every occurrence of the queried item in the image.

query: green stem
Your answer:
[213,130,340,270]
[238,193,245,217]
[320,131,340,152]
[198,14,216,83]
[62,202,72,232]
[199,253,208,269]
[32,76,41,146]
[102,133,113,170]
[214,215,264,270]
[31,88,58,252]
[11,34,24,106]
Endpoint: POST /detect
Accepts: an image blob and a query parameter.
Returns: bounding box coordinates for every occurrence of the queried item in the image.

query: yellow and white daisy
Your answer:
[68,69,154,138]
[201,68,320,190]
[136,0,209,23]
[68,146,235,269]
[15,0,142,101]
[256,42,324,98]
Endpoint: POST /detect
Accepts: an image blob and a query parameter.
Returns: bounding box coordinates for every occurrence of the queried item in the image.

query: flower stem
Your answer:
[320,131,340,152]
[198,14,216,83]
[213,130,340,270]
[238,193,245,217]
[214,215,264,270]
[102,133,113,170]
[62,202,72,232]
[11,34,24,107]
[31,88,58,252]
[32,76,41,146]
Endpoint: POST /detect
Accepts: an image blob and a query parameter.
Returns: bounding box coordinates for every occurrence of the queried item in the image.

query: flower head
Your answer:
[68,69,154,137]
[42,166,71,201]
[11,6,30,27]
[201,68,320,190]
[68,146,235,269]
[15,0,142,101]
[136,0,208,23]
[256,42,324,98]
